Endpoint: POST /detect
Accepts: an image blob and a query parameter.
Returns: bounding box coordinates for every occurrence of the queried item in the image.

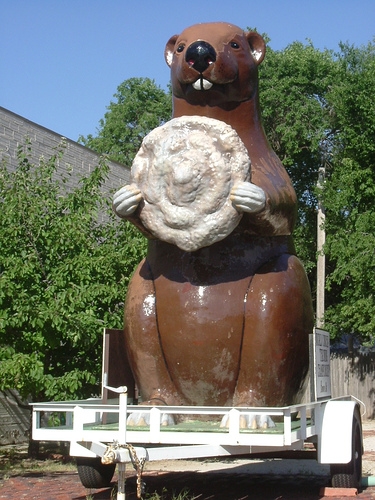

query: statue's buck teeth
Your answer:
[192,78,213,90]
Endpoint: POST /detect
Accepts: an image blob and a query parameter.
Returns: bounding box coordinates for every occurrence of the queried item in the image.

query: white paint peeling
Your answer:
[166,50,173,66]
[252,49,262,61]
[142,294,155,316]
[261,292,268,311]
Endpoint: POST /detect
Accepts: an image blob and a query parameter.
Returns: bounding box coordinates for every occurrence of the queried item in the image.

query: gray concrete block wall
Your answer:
[0,106,130,199]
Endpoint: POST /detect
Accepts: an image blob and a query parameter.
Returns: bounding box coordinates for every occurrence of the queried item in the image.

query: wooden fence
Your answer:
[302,351,375,420]
[330,351,375,420]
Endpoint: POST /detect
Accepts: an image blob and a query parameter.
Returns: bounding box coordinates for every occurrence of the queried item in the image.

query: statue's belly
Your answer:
[154,275,250,405]
[144,235,294,405]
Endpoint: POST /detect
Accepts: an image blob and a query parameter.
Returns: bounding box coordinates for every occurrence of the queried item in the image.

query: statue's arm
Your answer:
[232,155,297,236]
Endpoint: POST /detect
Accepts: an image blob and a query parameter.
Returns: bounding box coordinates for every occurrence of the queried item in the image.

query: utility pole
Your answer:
[316,166,326,328]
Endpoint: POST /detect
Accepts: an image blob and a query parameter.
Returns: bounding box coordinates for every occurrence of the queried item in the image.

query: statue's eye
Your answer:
[177,44,185,53]
[230,41,240,49]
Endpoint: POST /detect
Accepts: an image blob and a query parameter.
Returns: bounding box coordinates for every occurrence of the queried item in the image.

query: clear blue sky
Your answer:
[1,0,374,142]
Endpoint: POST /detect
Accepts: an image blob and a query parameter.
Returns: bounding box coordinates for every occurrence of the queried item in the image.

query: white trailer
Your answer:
[31,328,364,499]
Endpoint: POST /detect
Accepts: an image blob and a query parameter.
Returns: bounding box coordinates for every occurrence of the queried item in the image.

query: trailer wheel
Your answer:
[330,408,362,489]
[76,457,116,489]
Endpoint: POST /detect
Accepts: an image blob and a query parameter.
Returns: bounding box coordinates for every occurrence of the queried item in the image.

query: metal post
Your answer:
[117,462,126,500]
[102,386,128,499]
[118,388,128,444]
[103,385,128,442]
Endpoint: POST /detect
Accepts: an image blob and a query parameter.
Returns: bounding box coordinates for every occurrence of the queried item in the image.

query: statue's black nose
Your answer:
[185,41,216,73]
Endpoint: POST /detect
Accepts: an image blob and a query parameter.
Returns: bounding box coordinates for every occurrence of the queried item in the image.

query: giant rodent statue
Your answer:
[113,22,314,417]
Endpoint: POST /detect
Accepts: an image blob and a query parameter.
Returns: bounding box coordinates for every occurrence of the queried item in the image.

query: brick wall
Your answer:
[0,106,130,198]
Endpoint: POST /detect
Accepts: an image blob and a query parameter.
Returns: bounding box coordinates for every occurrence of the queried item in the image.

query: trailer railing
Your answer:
[32,387,350,451]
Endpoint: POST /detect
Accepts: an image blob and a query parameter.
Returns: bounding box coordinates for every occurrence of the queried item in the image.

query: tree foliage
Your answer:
[258,41,337,278]
[79,77,172,166]
[0,140,146,401]
[322,41,375,343]
[257,38,375,343]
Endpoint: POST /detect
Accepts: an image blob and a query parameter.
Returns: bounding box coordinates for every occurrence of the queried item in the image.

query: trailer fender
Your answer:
[318,400,361,464]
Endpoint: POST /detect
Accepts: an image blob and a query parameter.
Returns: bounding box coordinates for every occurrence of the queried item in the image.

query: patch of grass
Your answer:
[1,444,198,499]
[145,487,198,499]
[0,442,75,482]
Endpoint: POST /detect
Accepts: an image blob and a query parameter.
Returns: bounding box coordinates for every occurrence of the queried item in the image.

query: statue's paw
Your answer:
[113,183,142,217]
[230,181,266,213]
[127,411,175,427]
[220,412,275,430]
[246,413,276,429]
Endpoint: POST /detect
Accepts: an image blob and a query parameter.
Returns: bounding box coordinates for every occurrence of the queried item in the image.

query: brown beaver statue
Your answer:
[113,22,314,424]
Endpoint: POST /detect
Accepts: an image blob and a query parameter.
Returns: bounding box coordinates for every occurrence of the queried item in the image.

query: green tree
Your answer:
[258,38,375,343]
[322,41,375,343]
[79,77,172,166]
[258,40,337,281]
[0,139,146,401]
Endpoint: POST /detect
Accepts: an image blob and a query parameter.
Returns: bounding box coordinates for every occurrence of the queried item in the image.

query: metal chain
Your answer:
[124,443,146,499]
[101,442,117,464]
[102,441,146,499]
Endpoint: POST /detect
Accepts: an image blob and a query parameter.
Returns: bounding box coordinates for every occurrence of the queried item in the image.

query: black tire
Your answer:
[330,407,362,489]
[76,457,116,489]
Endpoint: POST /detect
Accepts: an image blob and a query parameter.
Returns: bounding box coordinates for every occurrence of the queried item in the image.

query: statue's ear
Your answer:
[164,34,179,67]
[245,31,266,64]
